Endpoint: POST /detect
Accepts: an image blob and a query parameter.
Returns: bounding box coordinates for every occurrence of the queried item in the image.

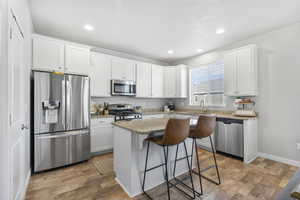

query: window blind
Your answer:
[190,61,225,106]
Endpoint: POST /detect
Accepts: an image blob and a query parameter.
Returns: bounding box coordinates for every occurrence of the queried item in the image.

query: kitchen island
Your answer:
[112,118,196,197]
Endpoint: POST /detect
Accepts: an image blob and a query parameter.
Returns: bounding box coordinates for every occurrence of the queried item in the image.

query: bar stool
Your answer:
[174,115,221,196]
[142,118,196,200]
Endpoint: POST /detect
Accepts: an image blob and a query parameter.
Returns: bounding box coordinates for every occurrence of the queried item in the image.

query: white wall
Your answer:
[0,0,33,199]
[174,23,300,163]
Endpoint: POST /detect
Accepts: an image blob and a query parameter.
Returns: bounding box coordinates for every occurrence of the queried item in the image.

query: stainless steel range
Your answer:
[108,104,142,122]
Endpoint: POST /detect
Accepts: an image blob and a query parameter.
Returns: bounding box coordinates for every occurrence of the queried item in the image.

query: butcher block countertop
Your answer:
[112,118,170,134]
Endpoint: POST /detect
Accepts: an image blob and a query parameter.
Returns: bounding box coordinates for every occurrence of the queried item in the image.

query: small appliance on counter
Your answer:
[233,98,256,117]
[163,102,175,112]
[134,106,143,113]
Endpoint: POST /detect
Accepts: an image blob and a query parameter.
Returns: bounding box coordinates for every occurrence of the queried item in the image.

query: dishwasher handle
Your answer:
[217,118,243,125]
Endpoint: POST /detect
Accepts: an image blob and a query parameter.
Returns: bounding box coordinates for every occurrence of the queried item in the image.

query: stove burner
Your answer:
[109,109,142,122]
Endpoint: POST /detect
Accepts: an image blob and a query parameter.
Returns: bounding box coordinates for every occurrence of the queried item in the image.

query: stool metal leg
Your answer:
[183,141,196,199]
[163,146,171,200]
[172,144,179,178]
[142,141,152,200]
[209,136,221,185]
[194,138,203,195]
[193,137,221,186]
[172,142,200,198]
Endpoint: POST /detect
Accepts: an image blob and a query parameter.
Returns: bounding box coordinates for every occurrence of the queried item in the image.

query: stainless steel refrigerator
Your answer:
[32,70,90,172]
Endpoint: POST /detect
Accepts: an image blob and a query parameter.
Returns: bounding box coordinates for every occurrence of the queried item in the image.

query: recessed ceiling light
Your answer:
[168,50,174,54]
[197,49,204,53]
[216,28,225,34]
[84,24,94,31]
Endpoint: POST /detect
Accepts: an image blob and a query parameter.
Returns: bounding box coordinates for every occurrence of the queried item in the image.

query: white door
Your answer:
[164,67,177,97]
[136,62,152,97]
[111,57,136,81]
[32,37,65,71]
[89,52,111,97]
[65,45,90,74]
[224,51,237,96]
[151,65,164,97]
[8,13,28,200]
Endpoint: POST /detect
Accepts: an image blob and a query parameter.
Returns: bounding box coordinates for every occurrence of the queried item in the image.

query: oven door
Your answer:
[111,80,136,96]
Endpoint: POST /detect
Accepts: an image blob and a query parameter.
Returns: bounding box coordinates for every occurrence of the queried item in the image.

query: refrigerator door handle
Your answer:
[62,78,66,130]
[36,130,89,139]
[66,77,71,130]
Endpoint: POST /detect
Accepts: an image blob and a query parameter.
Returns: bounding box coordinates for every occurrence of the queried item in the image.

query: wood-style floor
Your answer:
[25,149,298,200]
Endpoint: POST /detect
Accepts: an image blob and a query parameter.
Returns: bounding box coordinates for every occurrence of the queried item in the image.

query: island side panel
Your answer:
[113,126,133,195]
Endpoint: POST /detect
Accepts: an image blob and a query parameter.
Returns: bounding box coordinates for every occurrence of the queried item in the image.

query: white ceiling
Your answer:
[29,0,300,63]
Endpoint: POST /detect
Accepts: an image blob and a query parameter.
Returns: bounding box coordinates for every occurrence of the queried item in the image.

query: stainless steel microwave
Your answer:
[111,80,136,96]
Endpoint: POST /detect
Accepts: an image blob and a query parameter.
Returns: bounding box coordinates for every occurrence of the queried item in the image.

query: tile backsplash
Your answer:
[91,96,170,110]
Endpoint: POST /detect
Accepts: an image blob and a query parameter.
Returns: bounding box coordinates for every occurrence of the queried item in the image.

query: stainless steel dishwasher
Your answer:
[215,118,244,158]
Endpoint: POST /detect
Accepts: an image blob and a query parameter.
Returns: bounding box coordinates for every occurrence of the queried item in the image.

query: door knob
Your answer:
[21,124,29,130]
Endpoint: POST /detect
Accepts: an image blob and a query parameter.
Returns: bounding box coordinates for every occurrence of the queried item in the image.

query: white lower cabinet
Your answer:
[91,118,114,153]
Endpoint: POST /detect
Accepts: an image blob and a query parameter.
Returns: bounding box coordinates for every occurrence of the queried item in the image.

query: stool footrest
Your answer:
[174,155,192,162]
[168,180,196,199]
[145,163,166,172]
[171,177,202,197]
[192,169,221,185]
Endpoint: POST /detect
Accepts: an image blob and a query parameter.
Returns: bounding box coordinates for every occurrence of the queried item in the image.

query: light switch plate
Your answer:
[297,143,300,150]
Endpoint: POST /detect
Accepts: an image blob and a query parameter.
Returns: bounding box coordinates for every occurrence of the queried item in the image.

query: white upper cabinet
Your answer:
[224,45,258,96]
[176,65,188,98]
[224,51,237,96]
[111,57,136,81]
[136,62,152,97]
[163,66,177,98]
[32,37,65,71]
[65,45,90,74]
[151,65,164,98]
[89,52,111,97]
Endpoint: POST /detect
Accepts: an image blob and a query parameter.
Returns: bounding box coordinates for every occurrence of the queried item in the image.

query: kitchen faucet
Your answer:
[200,99,207,112]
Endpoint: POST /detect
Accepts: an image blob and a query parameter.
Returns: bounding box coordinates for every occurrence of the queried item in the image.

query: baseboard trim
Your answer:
[115,178,136,198]
[258,152,300,167]
[20,170,31,200]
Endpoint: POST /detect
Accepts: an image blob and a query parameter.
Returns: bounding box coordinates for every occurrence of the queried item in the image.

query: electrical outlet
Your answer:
[297,143,300,150]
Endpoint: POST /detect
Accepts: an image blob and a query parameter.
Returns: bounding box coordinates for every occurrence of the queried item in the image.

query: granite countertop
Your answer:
[91,114,114,119]
[112,118,170,134]
[143,110,257,120]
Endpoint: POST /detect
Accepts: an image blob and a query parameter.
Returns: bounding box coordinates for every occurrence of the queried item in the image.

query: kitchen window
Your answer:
[189,61,225,107]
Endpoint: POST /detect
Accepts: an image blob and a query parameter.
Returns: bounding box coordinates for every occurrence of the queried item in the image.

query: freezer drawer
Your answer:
[34,130,90,172]
[215,118,244,158]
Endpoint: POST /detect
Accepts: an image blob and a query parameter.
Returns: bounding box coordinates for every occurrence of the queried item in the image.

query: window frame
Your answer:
[188,61,226,108]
